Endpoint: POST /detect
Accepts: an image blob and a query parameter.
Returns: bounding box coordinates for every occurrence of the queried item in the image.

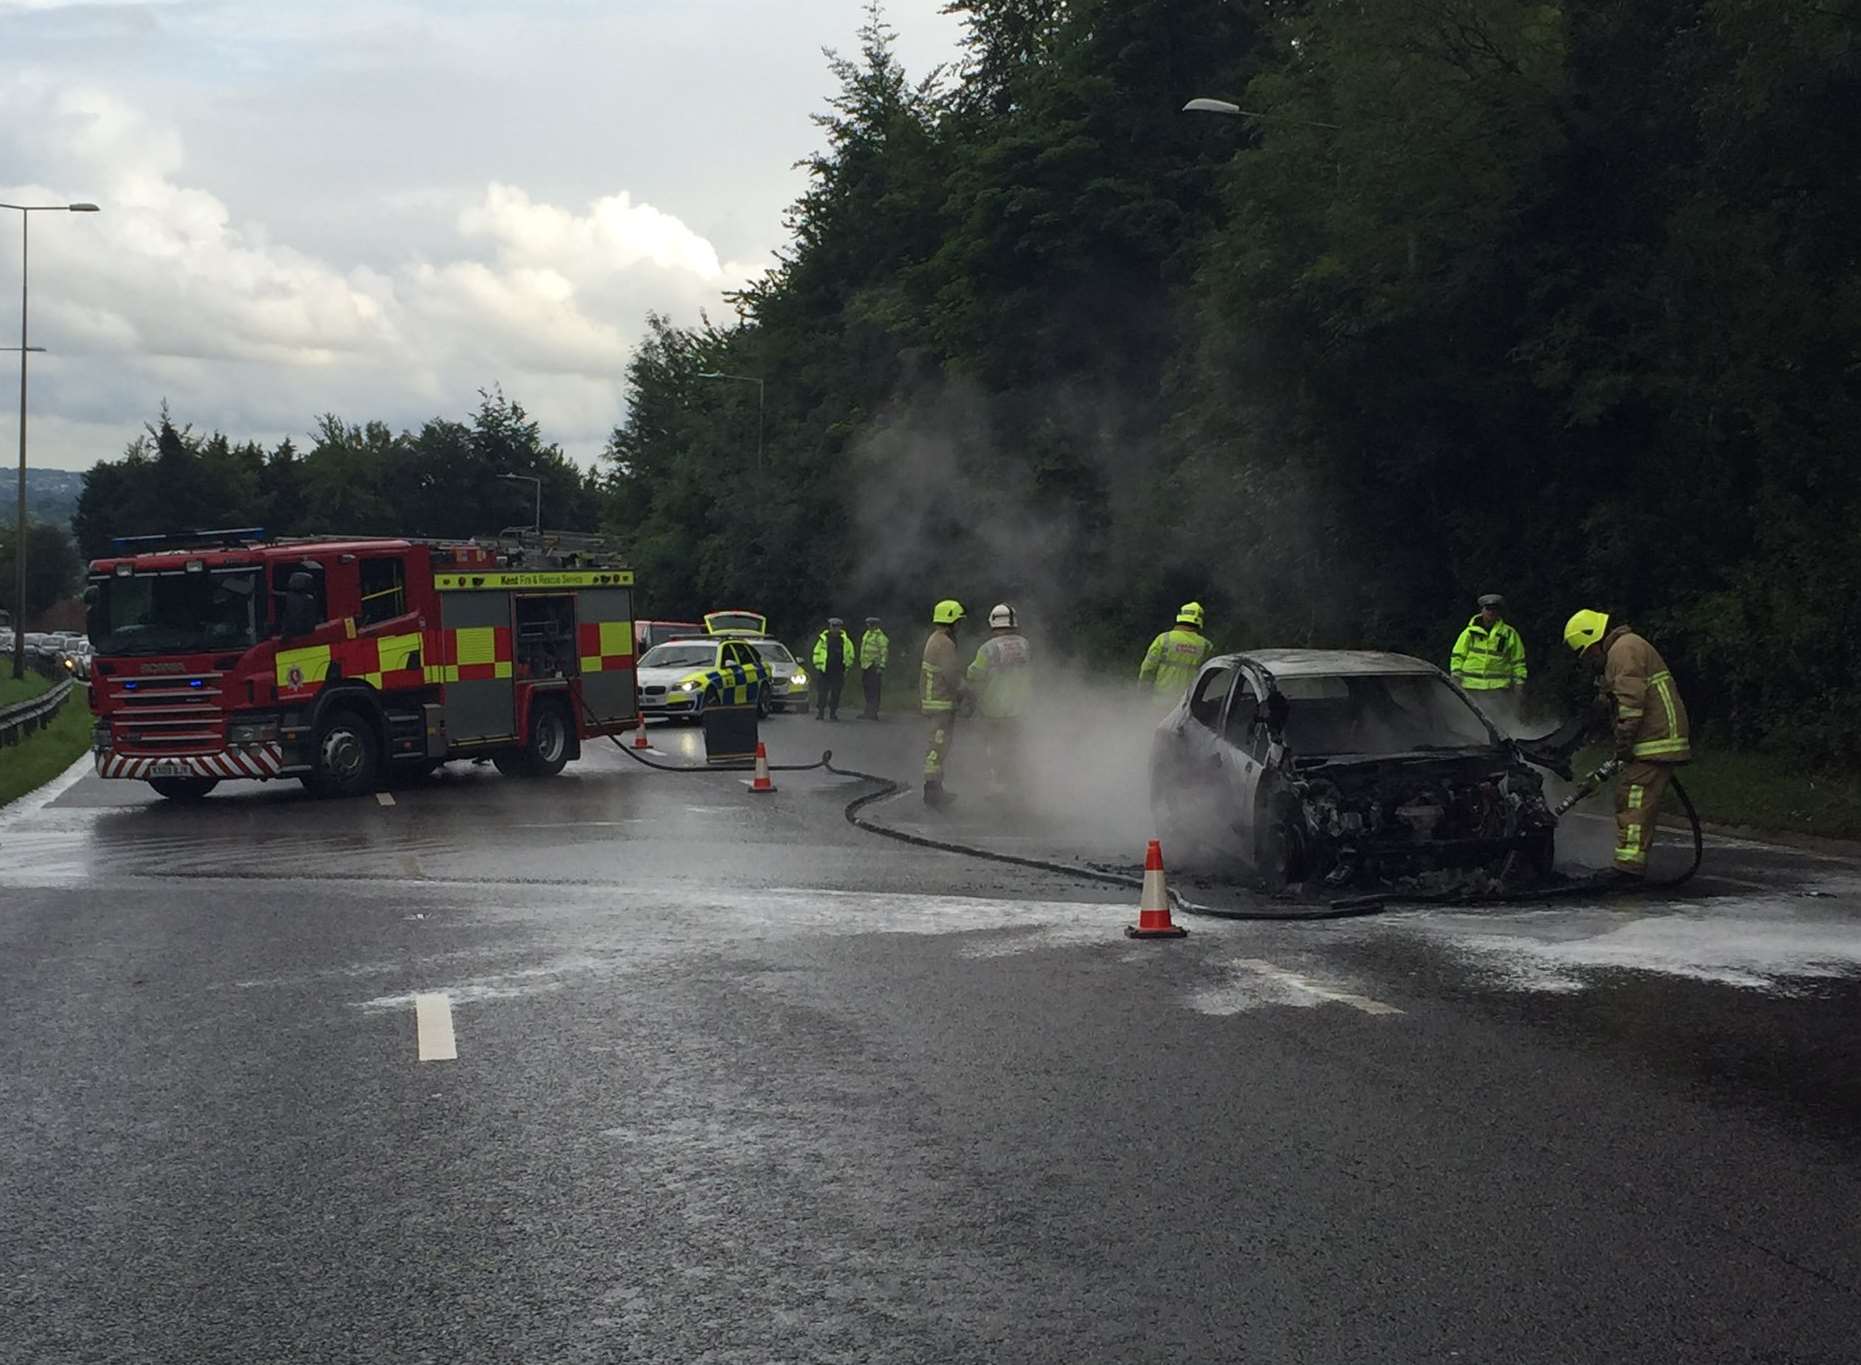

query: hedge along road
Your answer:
[2,715,1859,1363]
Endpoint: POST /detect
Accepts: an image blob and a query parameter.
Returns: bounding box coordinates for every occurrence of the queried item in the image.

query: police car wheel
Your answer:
[756,688,771,720]
[310,708,380,798]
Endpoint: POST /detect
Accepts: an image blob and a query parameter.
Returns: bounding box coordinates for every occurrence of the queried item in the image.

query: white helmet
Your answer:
[988,603,1018,629]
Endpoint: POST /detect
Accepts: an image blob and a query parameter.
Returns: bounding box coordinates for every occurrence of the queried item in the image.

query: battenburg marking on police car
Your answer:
[434,570,636,591]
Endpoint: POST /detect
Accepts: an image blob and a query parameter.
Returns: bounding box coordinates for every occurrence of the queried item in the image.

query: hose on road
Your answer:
[581,705,1702,919]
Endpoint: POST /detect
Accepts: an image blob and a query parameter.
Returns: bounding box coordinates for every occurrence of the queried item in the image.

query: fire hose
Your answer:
[583,704,1699,918]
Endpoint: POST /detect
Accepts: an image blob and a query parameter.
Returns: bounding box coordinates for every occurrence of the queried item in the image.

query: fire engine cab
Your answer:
[85,528,638,800]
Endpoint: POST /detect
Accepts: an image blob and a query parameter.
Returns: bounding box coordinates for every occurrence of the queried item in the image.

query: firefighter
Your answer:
[858,616,889,720]
[1564,609,1692,881]
[811,617,856,721]
[966,603,1033,797]
[921,599,967,808]
[1138,602,1213,699]
[1451,592,1528,730]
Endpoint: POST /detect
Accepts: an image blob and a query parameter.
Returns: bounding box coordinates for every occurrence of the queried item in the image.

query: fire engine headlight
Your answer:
[228,718,281,744]
[791,670,808,685]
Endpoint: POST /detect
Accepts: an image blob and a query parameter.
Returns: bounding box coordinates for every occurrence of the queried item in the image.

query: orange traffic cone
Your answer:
[1125,839,1188,939]
[632,718,651,750]
[747,741,776,794]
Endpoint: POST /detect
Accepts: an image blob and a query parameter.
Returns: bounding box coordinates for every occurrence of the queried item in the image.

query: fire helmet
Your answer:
[1177,601,1206,628]
[932,599,966,626]
[989,603,1018,629]
[1563,609,1610,653]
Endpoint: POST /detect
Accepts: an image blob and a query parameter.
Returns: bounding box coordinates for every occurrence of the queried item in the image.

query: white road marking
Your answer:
[414,992,457,1061]
[0,752,93,830]
[376,792,396,807]
[1231,959,1405,1016]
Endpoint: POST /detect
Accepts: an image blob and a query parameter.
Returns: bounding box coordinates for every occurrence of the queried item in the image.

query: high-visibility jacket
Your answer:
[859,628,890,670]
[1450,616,1527,690]
[1600,625,1691,762]
[1138,627,1212,696]
[812,630,855,676]
[921,628,963,713]
[966,632,1032,719]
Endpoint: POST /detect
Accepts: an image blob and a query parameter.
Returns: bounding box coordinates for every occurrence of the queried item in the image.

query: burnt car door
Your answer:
[1210,665,1279,859]
[1152,661,1238,851]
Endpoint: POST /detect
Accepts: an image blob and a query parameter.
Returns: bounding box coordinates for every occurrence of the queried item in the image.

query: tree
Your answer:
[0,520,84,624]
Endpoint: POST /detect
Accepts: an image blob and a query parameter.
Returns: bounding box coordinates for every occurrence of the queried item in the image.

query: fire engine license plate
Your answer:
[149,761,190,778]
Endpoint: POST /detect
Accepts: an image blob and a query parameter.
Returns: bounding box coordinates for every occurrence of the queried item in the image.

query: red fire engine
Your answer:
[85,529,638,800]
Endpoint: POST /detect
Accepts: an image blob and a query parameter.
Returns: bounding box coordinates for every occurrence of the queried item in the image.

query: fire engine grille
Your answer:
[107,674,228,753]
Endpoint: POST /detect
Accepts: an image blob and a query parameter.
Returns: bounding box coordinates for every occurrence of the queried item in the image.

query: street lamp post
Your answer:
[4,200,100,681]
[1181,98,1340,130]
[497,472,542,537]
[695,371,765,474]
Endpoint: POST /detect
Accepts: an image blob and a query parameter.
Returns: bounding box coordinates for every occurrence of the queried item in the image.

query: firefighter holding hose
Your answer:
[1564,610,1692,882]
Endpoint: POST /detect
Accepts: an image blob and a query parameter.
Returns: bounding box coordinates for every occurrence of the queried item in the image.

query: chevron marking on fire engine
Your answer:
[414,992,457,1062]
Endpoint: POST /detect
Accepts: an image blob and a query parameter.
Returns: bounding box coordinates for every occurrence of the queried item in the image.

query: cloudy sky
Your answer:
[0,0,963,472]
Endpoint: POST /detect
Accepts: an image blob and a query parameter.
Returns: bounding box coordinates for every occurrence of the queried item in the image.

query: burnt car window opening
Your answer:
[358,556,408,627]
[1223,675,1263,748]
[1189,666,1235,729]
[91,568,261,657]
[1277,673,1493,757]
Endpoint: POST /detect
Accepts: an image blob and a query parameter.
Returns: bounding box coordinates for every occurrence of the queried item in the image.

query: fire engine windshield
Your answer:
[89,568,263,657]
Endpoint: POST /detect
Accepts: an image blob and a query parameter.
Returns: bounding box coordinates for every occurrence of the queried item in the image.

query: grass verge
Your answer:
[1573,742,1861,841]
[0,689,91,810]
[0,671,55,709]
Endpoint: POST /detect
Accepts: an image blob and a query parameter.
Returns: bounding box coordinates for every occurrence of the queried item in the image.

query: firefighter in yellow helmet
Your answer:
[1565,609,1692,881]
[1138,601,1213,699]
[921,599,968,808]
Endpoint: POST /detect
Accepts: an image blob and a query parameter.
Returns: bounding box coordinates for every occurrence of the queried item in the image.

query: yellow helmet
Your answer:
[1177,601,1206,628]
[932,599,966,626]
[1564,609,1610,653]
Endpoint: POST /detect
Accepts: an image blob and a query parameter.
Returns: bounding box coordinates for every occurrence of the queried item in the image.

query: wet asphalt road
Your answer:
[3,714,1860,1363]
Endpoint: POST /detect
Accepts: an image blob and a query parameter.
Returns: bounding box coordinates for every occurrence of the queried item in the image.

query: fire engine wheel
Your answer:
[149,776,220,802]
[523,701,572,777]
[310,708,381,798]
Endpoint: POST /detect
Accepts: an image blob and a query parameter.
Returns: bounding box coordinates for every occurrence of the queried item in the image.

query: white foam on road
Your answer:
[414,992,457,1061]
[1189,958,1404,1017]
[1397,899,1861,995]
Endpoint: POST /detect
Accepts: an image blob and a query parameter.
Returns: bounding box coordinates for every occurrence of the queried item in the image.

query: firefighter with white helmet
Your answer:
[1138,601,1213,699]
[920,599,968,808]
[966,603,1033,798]
[1565,609,1692,881]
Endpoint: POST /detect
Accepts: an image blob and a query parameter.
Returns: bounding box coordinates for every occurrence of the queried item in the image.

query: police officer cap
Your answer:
[1477,593,1506,610]
[865,616,880,625]
[828,616,845,627]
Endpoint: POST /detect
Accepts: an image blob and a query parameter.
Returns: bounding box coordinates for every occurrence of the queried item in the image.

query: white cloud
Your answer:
[1,83,761,467]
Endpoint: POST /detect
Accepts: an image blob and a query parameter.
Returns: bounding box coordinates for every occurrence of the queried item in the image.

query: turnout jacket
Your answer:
[1138,627,1213,697]
[1599,624,1691,762]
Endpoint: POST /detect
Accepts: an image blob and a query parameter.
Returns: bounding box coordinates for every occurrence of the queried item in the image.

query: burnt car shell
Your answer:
[1149,649,1557,888]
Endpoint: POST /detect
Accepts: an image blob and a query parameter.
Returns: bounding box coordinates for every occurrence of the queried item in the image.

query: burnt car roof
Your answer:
[1218,649,1441,679]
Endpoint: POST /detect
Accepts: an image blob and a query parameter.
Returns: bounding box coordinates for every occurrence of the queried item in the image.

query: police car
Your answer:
[741,637,809,713]
[636,637,771,721]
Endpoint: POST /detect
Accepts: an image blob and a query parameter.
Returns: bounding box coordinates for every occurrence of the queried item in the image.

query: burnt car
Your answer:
[1149,650,1557,888]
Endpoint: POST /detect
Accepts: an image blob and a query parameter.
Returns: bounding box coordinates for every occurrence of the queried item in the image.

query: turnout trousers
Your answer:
[923,710,957,782]
[1614,760,1678,875]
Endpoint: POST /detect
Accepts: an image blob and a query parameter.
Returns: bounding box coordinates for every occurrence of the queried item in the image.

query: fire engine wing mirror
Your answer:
[281,573,319,639]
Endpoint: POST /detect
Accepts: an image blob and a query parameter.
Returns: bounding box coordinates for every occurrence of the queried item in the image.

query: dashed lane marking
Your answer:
[414,992,457,1061]
[1232,959,1405,1016]
[376,792,396,807]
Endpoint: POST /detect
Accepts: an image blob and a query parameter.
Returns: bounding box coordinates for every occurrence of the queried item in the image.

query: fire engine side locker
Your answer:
[436,587,518,747]
[573,585,638,731]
